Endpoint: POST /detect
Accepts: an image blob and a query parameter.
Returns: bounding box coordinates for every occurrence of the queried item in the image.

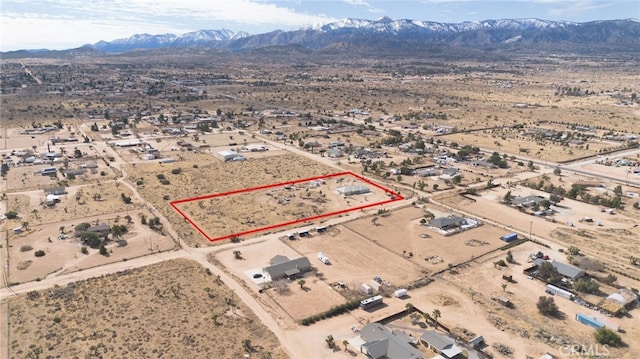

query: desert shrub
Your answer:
[120,193,132,204]
[34,250,46,257]
[20,245,33,252]
[170,168,182,175]
[5,211,18,219]
[594,327,622,346]
[156,174,166,180]
[81,246,89,254]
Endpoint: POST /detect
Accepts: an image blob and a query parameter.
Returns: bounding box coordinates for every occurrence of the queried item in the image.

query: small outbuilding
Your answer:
[394,288,408,298]
[501,233,518,242]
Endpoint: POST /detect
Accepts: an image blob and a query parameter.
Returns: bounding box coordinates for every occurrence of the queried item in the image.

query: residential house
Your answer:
[420,331,463,359]
[470,160,498,169]
[337,185,370,196]
[359,323,423,359]
[511,195,546,208]
[428,216,466,231]
[44,186,66,196]
[87,223,111,239]
[264,255,312,281]
[327,149,344,158]
[533,259,585,281]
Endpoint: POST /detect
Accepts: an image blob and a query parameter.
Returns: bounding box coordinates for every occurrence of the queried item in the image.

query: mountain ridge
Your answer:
[2,17,639,58]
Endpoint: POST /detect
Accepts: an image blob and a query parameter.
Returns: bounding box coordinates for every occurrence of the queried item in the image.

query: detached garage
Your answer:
[217,150,244,162]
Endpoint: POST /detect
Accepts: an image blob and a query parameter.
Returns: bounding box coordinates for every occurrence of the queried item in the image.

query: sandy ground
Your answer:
[127,152,344,246]
[6,259,287,359]
[175,172,393,241]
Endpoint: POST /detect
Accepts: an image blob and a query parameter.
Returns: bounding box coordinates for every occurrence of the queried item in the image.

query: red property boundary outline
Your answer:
[170,171,404,242]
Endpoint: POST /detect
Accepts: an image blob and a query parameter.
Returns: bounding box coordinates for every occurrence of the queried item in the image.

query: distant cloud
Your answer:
[538,0,615,18]
[344,0,371,6]
[1,0,338,50]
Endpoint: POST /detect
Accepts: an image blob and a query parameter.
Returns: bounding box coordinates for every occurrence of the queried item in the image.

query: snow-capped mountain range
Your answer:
[5,17,638,56]
[90,29,249,53]
[82,17,639,54]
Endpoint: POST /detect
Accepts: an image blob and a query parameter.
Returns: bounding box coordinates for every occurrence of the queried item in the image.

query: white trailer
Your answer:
[317,252,330,265]
[546,284,575,300]
[394,288,408,298]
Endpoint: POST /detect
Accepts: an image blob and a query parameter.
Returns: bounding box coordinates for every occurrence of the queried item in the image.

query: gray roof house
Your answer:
[534,259,585,281]
[44,186,66,195]
[428,215,466,230]
[511,195,546,208]
[359,323,424,359]
[337,185,370,196]
[470,160,498,169]
[264,255,312,281]
[420,331,463,359]
[87,223,111,238]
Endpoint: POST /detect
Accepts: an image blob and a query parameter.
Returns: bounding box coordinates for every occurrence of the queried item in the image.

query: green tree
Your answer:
[574,278,599,294]
[594,327,622,347]
[528,161,535,171]
[405,303,414,314]
[298,279,306,289]
[537,296,559,316]
[503,191,513,204]
[506,250,514,263]
[1,163,9,177]
[501,283,507,292]
[343,340,349,351]
[538,261,562,284]
[99,243,107,255]
[242,339,253,352]
[613,185,623,197]
[567,246,581,255]
[325,335,335,349]
[26,347,42,359]
[432,309,441,328]
[553,167,562,176]
[111,224,128,239]
[80,231,101,248]
[602,274,617,285]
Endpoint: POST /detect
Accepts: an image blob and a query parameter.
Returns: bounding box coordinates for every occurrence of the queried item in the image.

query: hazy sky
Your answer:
[1,0,638,51]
